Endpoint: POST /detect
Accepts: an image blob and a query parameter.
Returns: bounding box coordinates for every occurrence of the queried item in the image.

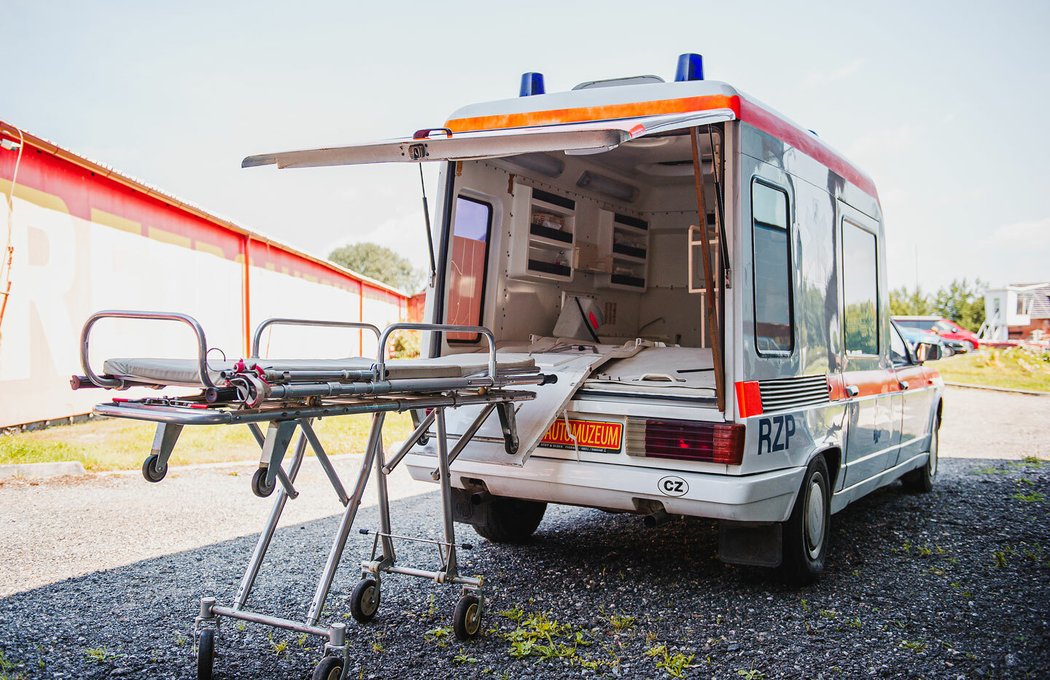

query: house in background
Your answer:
[982,283,1050,342]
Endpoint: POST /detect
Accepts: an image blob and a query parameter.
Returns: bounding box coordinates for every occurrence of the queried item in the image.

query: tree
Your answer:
[933,278,987,332]
[890,286,935,316]
[888,279,988,332]
[328,242,424,294]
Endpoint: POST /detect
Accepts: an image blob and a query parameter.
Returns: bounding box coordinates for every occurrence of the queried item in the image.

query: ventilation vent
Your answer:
[758,375,829,412]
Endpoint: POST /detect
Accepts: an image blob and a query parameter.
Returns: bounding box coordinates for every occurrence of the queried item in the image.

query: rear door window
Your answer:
[842,220,879,356]
[751,180,793,355]
[446,196,493,342]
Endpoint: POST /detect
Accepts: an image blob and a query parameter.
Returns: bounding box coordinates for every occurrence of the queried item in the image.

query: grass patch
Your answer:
[0,413,413,472]
[927,347,1050,392]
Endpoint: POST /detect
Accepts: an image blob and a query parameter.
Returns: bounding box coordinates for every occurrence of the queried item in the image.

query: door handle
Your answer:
[898,380,909,390]
[845,385,859,398]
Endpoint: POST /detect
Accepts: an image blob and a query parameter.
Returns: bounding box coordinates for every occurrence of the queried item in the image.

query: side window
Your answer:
[446,196,492,343]
[751,180,793,355]
[842,220,879,356]
[890,325,909,366]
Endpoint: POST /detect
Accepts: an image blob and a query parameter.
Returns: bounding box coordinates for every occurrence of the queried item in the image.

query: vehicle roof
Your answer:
[892,316,951,321]
[444,79,878,201]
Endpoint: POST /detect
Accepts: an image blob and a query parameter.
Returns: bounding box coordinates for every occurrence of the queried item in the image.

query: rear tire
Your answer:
[902,421,938,493]
[779,455,830,585]
[471,497,546,544]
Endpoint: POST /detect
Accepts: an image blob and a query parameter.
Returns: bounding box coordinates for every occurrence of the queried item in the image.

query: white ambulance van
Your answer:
[247,54,944,582]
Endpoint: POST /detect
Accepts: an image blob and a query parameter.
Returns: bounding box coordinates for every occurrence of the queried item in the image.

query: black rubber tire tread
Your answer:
[141,454,167,483]
[349,578,380,623]
[196,629,215,680]
[902,419,939,493]
[779,455,831,586]
[471,497,546,544]
[453,594,482,641]
[251,468,276,498]
[311,655,343,680]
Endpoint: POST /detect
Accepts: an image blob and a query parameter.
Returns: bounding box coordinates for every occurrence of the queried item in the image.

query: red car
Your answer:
[893,316,981,351]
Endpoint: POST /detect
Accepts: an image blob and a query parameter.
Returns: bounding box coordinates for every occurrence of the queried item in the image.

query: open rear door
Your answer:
[241,110,735,169]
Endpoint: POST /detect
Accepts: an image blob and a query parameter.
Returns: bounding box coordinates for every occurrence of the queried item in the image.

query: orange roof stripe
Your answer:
[445,94,741,133]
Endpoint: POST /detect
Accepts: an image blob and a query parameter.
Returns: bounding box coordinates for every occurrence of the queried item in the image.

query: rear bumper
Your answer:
[404,453,806,523]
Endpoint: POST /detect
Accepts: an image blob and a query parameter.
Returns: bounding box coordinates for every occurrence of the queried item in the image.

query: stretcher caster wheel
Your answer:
[196,628,215,680]
[311,655,343,680]
[453,594,482,640]
[349,578,380,623]
[251,468,276,498]
[142,454,167,483]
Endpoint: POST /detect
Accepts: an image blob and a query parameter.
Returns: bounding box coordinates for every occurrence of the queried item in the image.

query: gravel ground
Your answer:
[0,388,1047,679]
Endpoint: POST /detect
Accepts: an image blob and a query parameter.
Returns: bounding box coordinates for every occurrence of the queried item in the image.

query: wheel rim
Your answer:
[465,602,480,634]
[804,472,826,559]
[326,664,342,680]
[928,429,939,478]
[361,583,379,615]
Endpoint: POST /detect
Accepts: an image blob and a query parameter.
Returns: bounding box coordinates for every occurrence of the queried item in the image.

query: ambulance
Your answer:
[247,54,945,582]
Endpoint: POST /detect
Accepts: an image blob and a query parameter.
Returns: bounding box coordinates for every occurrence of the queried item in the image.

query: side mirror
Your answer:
[915,341,942,363]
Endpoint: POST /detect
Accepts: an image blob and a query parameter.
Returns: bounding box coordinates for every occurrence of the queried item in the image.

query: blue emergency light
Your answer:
[675,53,704,82]
[519,72,545,97]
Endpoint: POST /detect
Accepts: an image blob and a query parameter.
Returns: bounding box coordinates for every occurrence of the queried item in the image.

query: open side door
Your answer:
[241,110,735,170]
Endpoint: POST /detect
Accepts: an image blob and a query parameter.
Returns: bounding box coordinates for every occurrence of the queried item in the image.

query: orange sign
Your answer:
[540,419,623,453]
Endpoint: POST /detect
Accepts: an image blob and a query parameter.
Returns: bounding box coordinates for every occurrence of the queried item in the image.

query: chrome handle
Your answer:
[251,318,381,358]
[845,384,859,398]
[376,323,497,381]
[80,310,215,389]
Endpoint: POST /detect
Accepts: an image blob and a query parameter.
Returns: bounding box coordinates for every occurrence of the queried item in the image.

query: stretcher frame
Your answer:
[72,311,553,680]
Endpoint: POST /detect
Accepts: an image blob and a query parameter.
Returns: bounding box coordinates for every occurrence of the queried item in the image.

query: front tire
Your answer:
[312,656,343,680]
[779,455,831,585]
[902,422,938,493]
[196,629,215,680]
[471,497,546,544]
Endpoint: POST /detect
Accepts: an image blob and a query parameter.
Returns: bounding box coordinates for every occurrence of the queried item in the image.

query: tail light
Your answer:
[641,419,745,465]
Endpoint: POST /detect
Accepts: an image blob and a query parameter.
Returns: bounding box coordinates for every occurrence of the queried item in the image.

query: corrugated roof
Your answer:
[0,120,409,298]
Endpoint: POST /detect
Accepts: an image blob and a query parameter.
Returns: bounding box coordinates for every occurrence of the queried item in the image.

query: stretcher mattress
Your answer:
[103,353,537,388]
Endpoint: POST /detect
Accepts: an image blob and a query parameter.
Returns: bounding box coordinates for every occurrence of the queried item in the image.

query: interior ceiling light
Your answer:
[576,171,638,203]
[625,137,673,148]
[502,153,565,178]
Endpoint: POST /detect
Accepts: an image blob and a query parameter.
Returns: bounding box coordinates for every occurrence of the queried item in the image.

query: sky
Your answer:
[3,0,1049,292]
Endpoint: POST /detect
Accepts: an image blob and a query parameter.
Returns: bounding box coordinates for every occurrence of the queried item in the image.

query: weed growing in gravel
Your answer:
[917,545,933,557]
[424,625,452,648]
[174,633,187,647]
[1011,490,1046,503]
[737,670,766,680]
[267,633,288,656]
[993,549,1011,568]
[371,633,385,654]
[607,613,636,632]
[84,647,114,663]
[800,598,810,612]
[819,609,838,620]
[452,653,478,665]
[0,650,28,680]
[645,643,696,679]
[498,606,524,622]
[503,611,590,661]
[899,640,927,653]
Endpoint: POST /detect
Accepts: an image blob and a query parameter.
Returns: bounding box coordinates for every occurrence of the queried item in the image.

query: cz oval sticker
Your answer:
[658,476,688,497]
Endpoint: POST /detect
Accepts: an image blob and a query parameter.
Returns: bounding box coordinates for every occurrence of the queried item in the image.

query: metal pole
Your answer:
[233,429,309,608]
[373,437,396,563]
[435,408,457,578]
[305,411,385,626]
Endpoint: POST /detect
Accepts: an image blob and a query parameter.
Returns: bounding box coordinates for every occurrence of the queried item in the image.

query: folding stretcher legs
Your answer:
[192,400,502,680]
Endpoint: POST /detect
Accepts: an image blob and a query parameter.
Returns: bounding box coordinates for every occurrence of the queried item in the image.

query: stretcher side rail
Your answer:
[251,317,381,358]
[377,322,497,381]
[79,310,216,389]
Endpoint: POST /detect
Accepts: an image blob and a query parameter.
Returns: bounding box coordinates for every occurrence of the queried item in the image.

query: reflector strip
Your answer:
[735,381,763,418]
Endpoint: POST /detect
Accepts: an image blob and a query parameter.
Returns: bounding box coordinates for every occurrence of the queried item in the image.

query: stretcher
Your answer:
[71,310,556,680]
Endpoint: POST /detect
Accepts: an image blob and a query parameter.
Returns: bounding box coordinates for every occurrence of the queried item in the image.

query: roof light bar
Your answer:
[675,53,704,82]
[519,72,546,97]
